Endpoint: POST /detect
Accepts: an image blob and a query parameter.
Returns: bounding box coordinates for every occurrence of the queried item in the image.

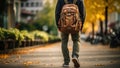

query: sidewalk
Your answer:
[0,40,120,68]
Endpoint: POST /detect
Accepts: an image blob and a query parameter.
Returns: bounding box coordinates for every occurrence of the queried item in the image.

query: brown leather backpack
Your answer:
[58,0,82,34]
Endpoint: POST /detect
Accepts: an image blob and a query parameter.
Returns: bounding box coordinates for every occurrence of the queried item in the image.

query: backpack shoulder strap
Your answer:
[64,0,68,4]
[73,0,77,4]
[64,0,77,4]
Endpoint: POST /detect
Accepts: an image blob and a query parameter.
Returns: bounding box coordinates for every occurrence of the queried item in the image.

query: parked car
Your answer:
[110,31,120,48]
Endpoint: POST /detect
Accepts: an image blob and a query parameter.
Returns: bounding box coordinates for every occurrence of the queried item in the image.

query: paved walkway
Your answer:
[0,40,120,68]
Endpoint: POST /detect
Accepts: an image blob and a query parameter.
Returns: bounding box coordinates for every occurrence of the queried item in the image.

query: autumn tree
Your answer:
[83,0,120,33]
[34,0,58,35]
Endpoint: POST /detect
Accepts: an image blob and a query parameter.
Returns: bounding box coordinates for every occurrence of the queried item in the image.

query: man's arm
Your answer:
[77,0,86,30]
[55,0,63,28]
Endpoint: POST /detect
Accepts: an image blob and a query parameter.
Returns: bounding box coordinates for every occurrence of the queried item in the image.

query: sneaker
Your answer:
[62,63,69,67]
[72,57,80,68]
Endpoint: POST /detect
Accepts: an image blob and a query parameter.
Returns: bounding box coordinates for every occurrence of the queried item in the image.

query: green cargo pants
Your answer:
[61,32,80,64]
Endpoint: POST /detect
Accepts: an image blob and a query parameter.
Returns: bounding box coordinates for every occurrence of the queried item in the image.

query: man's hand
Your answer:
[58,27,61,32]
[79,21,82,30]
[75,20,82,31]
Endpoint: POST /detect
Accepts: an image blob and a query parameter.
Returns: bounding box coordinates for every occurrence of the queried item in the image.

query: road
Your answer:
[0,40,120,68]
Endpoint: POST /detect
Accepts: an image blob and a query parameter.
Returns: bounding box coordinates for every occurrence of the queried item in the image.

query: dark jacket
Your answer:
[55,0,86,30]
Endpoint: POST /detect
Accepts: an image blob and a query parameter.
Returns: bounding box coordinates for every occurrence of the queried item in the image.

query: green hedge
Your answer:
[0,28,24,43]
[0,28,61,50]
[0,28,60,44]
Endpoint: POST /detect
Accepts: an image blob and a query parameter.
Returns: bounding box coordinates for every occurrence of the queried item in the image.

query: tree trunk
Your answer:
[105,0,108,35]
[92,22,95,40]
[99,19,103,37]
[7,0,15,28]
[105,6,108,35]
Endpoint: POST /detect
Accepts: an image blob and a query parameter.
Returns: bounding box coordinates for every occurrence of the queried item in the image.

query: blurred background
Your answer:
[0,0,120,50]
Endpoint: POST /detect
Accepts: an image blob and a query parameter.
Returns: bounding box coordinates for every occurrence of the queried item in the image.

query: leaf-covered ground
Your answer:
[0,40,120,68]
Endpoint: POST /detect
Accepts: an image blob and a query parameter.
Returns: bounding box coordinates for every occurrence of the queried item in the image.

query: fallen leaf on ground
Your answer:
[23,61,33,65]
[3,61,10,64]
[95,64,105,66]
[0,54,9,59]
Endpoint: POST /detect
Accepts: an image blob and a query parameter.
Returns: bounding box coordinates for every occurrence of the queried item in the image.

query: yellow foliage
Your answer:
[83,0,120,33]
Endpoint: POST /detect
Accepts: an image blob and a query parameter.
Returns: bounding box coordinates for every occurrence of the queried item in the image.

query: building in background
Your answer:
[21,0,43,14]
[108,12,120,30]
[20,0,53,23]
